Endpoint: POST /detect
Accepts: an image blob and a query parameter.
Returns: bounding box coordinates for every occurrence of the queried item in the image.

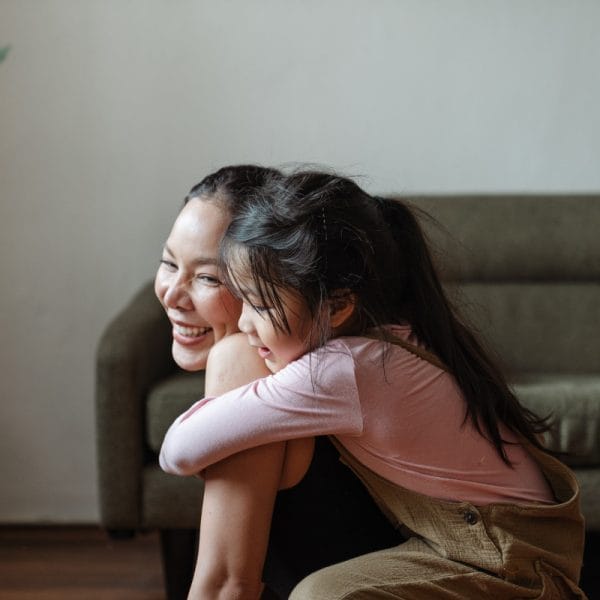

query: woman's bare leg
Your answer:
[187,334,315,599]
[187,442,287,599]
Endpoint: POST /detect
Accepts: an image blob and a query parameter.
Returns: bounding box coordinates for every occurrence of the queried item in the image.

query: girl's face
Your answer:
[154,197,242,371]
[237,284,313,374]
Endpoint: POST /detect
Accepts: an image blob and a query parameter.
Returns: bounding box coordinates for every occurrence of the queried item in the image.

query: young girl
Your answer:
[160,171,587,599]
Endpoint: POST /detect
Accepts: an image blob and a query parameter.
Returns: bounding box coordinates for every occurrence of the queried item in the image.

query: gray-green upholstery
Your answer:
[413,195,600,530]
[96,285,205,531]
[95,195,600,541]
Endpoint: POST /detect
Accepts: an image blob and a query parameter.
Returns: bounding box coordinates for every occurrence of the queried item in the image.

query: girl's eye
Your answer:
[242,296,272,314]
[253,304,271,314]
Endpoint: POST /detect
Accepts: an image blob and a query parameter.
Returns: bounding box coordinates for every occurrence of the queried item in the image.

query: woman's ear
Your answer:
[328,289,356,330]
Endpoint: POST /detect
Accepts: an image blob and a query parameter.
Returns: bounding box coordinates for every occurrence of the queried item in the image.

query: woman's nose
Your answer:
[163,276,192,309]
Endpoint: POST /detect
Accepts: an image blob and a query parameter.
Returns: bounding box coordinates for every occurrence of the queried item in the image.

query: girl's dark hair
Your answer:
[222,169,551,463]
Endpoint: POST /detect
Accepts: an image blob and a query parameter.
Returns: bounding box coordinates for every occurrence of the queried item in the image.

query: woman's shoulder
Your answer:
[209,332,255,357]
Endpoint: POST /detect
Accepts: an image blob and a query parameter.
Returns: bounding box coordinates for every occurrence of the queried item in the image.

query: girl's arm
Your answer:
[159,337,362,476]
[186,334,314,599]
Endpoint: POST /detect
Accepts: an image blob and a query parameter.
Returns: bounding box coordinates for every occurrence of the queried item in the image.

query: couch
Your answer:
[96,195,600,599]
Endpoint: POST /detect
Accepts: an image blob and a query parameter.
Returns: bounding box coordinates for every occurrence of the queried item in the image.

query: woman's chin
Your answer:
[172,341,211,372]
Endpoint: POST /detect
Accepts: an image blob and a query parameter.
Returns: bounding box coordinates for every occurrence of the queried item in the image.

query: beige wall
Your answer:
[1,0,599,522]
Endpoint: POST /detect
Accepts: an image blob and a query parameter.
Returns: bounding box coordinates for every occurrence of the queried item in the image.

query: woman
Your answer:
[155,165,397,599]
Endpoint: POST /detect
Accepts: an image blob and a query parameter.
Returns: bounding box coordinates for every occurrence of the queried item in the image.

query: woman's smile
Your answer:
[172,321,213,344]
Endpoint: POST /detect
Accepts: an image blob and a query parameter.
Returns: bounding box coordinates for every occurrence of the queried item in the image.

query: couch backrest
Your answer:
[400,196,600,374]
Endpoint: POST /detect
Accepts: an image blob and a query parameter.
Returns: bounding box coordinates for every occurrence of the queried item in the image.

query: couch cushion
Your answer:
[511,374,600,467]
[447,282,600,374]
[142,464,204,528]
[409,196,600,282]
[146,371,206,453]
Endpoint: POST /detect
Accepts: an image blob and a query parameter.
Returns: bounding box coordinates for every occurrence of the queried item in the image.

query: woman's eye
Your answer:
[195,274,221,287]
[159,259,177,271]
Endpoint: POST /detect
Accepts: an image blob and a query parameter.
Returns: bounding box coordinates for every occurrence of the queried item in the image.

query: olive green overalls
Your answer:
[290,439,587,599]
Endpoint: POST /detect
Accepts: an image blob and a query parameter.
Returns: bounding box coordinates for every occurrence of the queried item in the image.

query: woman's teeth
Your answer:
[175,325,211,337]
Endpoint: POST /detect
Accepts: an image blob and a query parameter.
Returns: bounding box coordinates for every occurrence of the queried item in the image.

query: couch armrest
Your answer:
[95,280,176,529]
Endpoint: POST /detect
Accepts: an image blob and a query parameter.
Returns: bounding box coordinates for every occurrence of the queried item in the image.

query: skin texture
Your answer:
[188,333,315,600]
[155,195,314,599]
[185,291,357,598]
[155,198,242,372]
[237,286,313,374]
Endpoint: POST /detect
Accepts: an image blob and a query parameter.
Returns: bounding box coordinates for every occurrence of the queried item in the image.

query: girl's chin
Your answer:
[264,357,283,373]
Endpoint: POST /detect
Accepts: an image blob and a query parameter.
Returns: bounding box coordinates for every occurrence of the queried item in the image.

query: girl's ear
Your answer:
[328,289,356,330]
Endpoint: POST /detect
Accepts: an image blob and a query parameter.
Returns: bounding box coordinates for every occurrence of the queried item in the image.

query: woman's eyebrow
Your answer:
[163,244,219,266]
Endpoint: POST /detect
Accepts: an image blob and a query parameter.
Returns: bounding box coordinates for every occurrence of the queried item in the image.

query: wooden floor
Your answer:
[0,527,165,600]
[1,526,599,599]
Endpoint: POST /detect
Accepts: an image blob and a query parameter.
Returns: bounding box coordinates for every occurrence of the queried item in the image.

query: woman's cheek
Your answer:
[200,288,242,339]
[219,290,243,336]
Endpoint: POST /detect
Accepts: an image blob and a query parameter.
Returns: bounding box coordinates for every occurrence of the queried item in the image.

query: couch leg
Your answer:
[160,528,198,600]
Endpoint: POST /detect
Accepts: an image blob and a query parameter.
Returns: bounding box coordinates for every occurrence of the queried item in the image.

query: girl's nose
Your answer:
[237,303,254,334]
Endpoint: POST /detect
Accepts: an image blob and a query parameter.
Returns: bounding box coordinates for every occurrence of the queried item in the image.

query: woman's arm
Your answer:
[187,334,314,599]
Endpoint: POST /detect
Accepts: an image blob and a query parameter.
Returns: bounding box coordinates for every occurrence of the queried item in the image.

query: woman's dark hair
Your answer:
[185,164,284,215]
[221,169,551,463]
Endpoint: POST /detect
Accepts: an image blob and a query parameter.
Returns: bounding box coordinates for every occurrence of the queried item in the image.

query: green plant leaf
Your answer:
[0,45,11,64]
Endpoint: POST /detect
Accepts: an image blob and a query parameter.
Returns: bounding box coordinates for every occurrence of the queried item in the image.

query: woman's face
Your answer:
[155,197,241,371]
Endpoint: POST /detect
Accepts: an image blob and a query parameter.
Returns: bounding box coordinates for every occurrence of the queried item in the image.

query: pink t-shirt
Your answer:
[159,326,554,506]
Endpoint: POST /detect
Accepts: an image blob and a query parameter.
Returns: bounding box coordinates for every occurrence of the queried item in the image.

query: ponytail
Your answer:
[221,170,552,464]
[377,197,552,462]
